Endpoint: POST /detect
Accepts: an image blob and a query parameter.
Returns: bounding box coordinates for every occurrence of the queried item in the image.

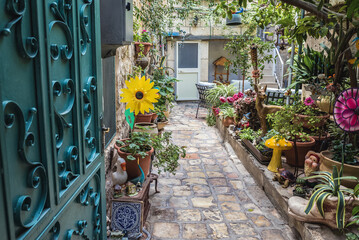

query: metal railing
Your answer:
[273,47,284,89]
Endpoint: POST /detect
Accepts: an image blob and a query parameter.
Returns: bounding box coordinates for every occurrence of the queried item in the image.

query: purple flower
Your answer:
[334,88,359,132]
[227,97,234,103]
[304,97,314,106]
[219,97,227,103]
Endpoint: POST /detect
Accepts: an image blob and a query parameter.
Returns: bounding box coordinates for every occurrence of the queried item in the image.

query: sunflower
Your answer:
[120,76,160,115]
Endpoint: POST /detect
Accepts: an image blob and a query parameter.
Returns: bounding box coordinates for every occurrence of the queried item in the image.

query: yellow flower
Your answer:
[120,76,160,115]
[349,58,356,65]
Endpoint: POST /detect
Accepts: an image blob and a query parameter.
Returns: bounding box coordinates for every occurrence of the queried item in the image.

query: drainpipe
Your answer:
[286,42,295,105]
[295,9,305,94]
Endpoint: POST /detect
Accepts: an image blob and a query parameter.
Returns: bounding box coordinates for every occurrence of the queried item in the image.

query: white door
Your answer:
[176,42,200,100]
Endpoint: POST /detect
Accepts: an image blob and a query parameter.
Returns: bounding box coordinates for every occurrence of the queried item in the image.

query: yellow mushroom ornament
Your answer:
[120,76,160,115]
[265,136,293,173]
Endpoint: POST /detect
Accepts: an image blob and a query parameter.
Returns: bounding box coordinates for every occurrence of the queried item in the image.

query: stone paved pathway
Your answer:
[146,103,298,240]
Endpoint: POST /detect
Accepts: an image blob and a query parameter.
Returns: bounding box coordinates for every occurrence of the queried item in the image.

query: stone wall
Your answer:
[104,44,136,224]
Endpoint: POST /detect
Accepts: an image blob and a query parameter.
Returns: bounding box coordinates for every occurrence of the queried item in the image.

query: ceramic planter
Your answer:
[222,117,234,127]
[115,145,154,180]
[283,137,315,167]
[151,113,158,122]
[320,150,359,188]
[294,113,330,129]
[212,106,219,116]
[135,113,153,123]
[157,121,168,131]
[133,123,158,136]
[134,42,152,57]
[310,132,330,152]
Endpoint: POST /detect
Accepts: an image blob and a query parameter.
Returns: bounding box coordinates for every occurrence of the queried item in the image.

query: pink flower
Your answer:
[244,97,252,104]
[233,93,239,100]
[219,97,227,103]
[227,97,234,103]
[238,92,244,98]
[215,108,220,115]
[304,97,314,106]
[142,29,147,33]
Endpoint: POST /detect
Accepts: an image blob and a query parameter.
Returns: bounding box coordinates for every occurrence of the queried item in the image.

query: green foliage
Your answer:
[225,23,274,82]
[151,132,186,174]
[237,128,260,142]
[117,131,186,174]
[117,132,153,161]
[332,140,359,165]
[219,106,236,119]
[205,84,238,107]
[304,167,358,229]
[267,104,310,142]
[206,112,217,126]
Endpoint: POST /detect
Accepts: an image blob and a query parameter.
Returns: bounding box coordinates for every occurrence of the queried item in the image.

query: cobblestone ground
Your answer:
[146,103,298,240]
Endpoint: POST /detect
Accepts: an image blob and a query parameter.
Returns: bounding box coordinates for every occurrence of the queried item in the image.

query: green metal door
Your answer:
[0,0,106,239]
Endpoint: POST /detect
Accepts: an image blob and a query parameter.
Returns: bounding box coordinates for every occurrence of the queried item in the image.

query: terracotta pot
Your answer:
[310,132,330,152]
[133,122,158,136]
[116,146,154,180]
[320,150,359,188]
[283,136,315,167]
[134,42,152,57]
[135,113,153,123]
[163,111,170,119]
[151,113,158,122]
[294,113,330,129]
[135,57,149,69]
[157,120,168,131]
[222,117,234,127]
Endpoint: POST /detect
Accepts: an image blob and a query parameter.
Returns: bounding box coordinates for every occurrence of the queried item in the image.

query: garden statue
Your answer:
[272,168,296,188]
[238,113,250,129]
[112,157,128,187]
[250,44,282,135]
[304,151,320,177]
[126,182,138,196]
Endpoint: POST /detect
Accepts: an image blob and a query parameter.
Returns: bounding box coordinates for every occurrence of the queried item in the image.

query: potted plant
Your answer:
[267,105,315,167]
[293,97,330,129]
[205,83,238,110]
[288,166,359,229]
[134,112,153,123]
[151,132,186,174]
[154,106,169,131]
[237,128,274,165]
[134,29,152,58]
[114,132,154,180]
[219,106,236,127]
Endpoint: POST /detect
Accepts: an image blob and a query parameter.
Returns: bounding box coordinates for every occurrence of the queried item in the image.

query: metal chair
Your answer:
[195,83,214,118]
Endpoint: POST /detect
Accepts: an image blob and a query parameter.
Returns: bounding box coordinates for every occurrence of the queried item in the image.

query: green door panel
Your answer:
[0,0,105,239]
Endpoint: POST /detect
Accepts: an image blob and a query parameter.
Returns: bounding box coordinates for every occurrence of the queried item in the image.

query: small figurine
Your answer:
[126,182,138,196]
[112,157,128,187]
[238,113,251,129]
[136,182,142,192]
[272,168,296,188]
[304,151,320,178]
[113,184,123,198]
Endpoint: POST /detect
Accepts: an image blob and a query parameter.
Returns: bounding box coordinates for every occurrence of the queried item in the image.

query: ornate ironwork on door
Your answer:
[0,0,105,239]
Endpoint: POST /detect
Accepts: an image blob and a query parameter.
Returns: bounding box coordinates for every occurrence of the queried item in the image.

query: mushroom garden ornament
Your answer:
[265,136,293,172]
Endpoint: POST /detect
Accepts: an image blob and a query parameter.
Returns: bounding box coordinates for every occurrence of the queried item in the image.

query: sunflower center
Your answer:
[135,91,144,100]
[355,107,359,115]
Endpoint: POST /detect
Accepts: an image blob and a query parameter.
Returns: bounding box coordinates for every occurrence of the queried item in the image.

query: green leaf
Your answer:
[305,188,329,215]
[336,190,345,229]
[316,192,331,218]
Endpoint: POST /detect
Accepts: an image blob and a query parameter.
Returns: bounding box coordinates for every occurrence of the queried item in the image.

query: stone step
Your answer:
[262,68,273,75]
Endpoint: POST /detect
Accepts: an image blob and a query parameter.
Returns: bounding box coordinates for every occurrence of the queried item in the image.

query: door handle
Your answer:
[101,126,110,155]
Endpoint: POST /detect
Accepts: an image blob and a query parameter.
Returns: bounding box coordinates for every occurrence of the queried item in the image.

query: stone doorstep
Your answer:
[215,118,347,240]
